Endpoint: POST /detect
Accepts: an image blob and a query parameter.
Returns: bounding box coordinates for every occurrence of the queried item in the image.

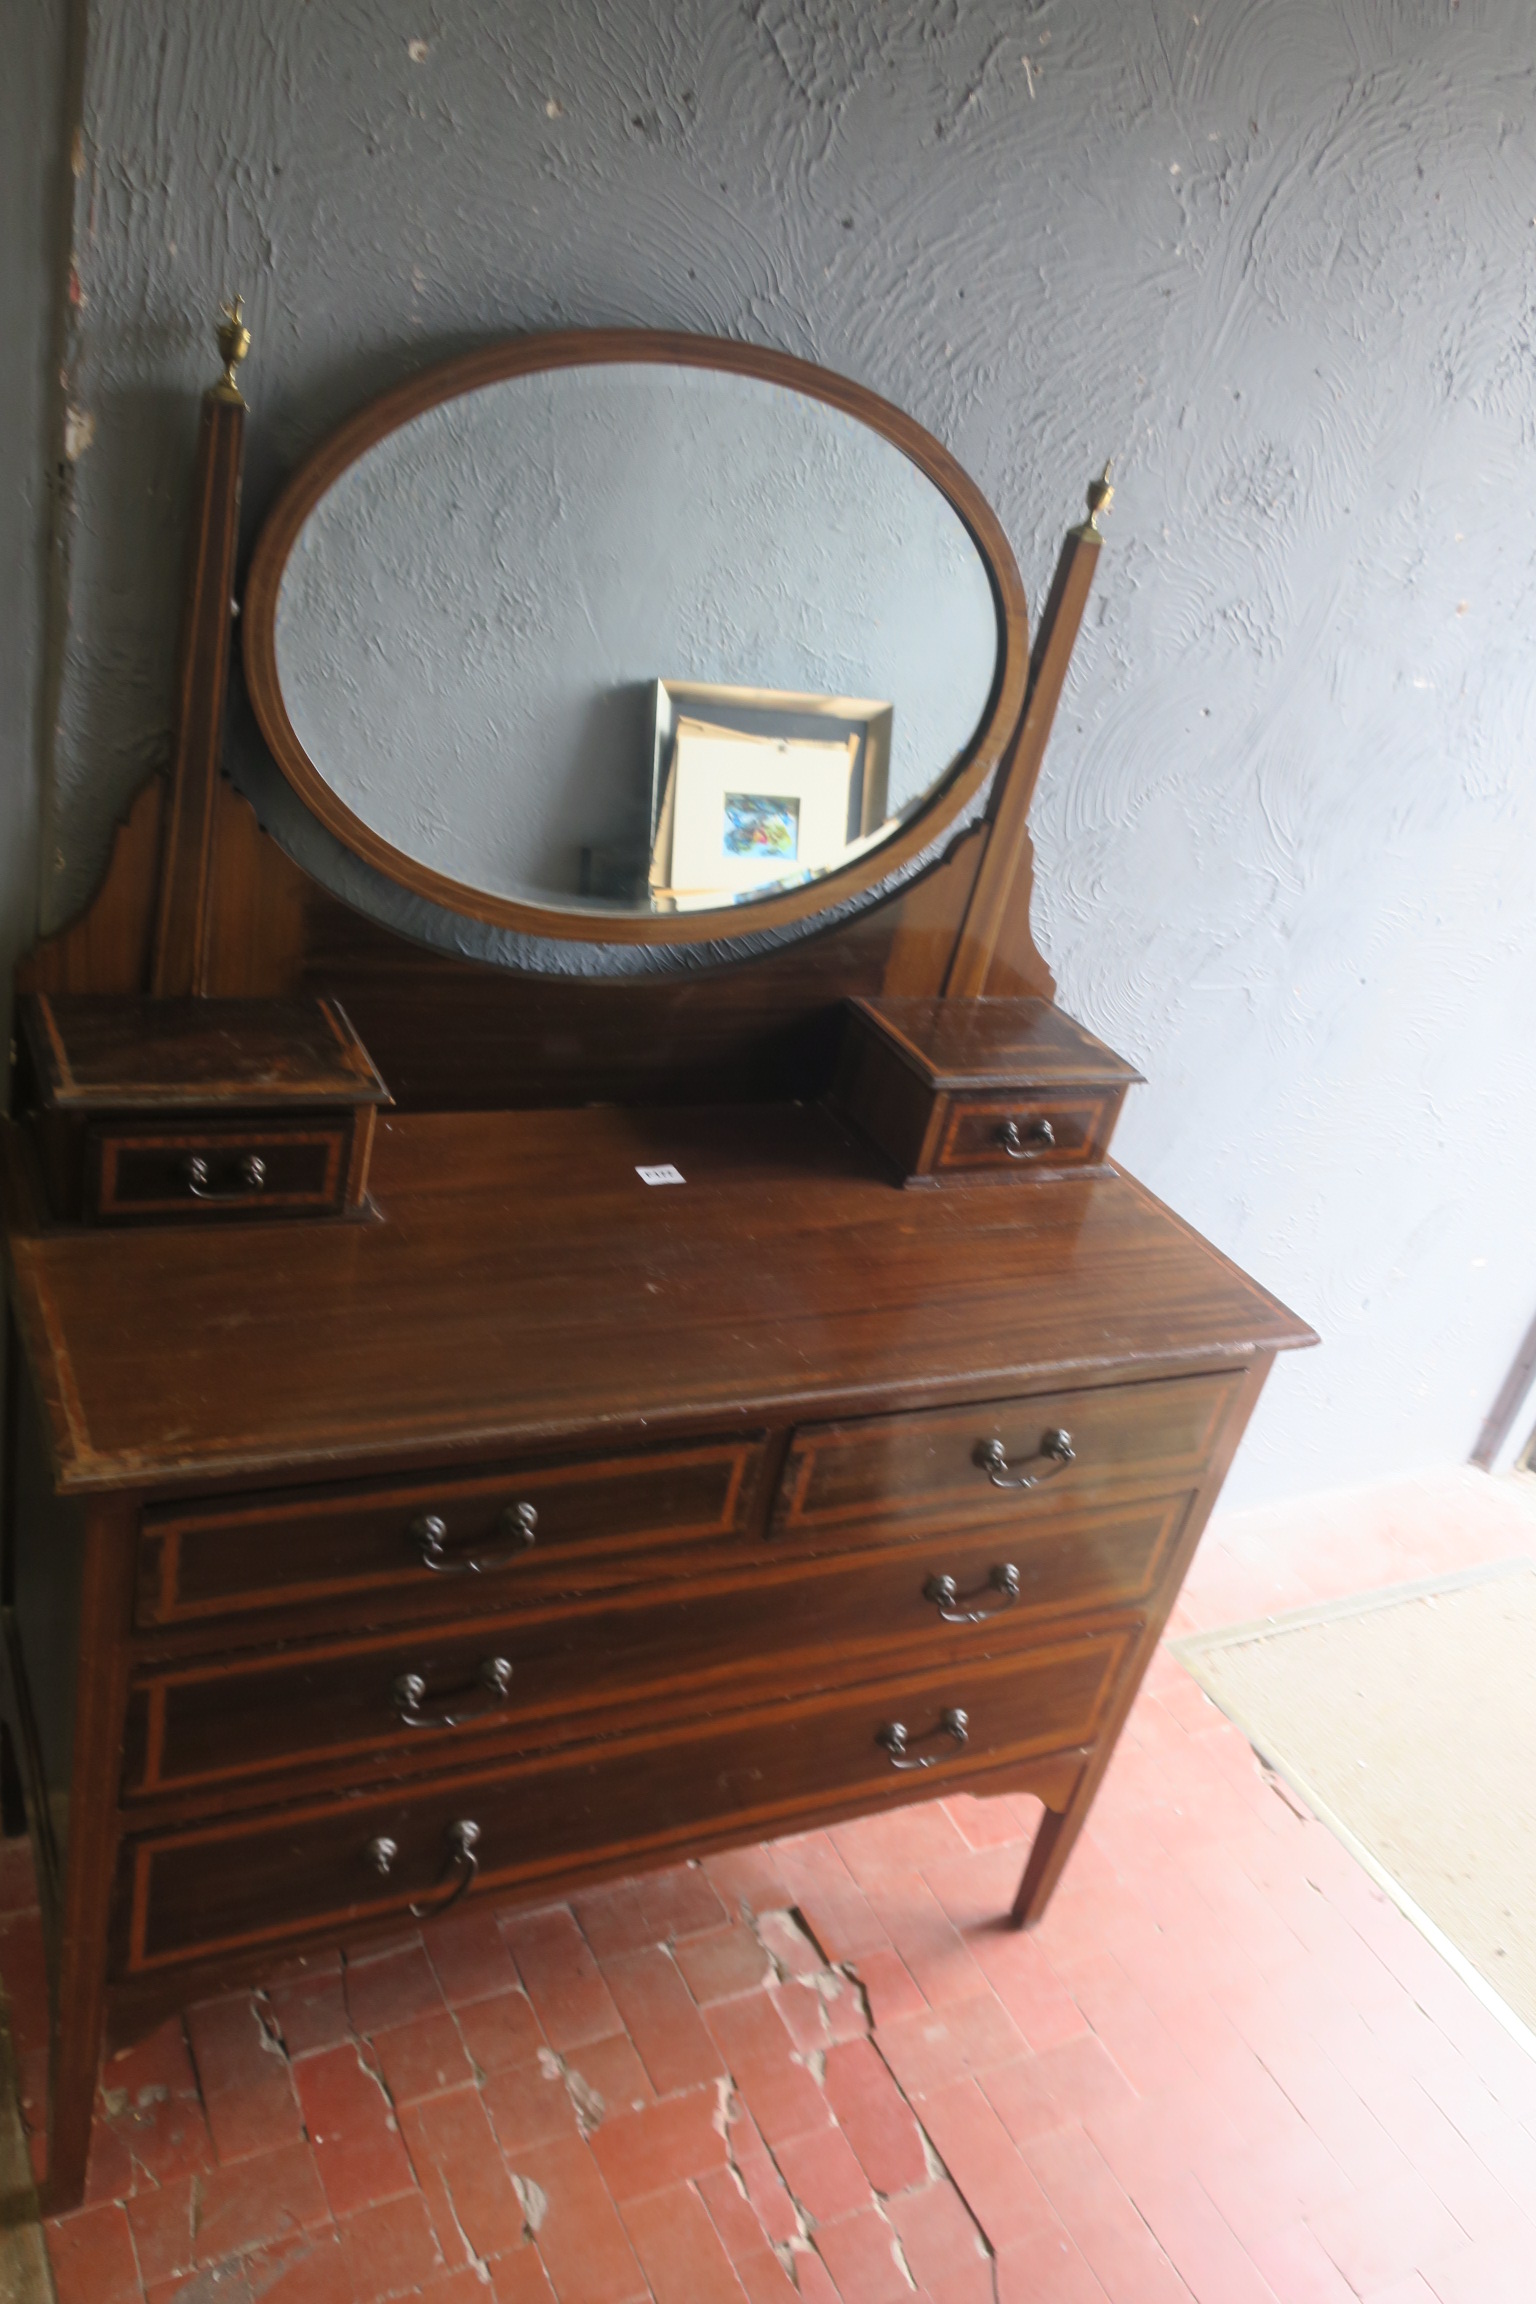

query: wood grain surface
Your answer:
[1,1104,1314,1495]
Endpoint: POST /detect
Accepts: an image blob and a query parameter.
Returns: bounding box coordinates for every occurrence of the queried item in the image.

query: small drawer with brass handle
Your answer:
[115,1628,1133,1976]
[936,1095,1107,1175]
[15,992,387,1223]
[829,994,1141,1186]
[91,1121,350,1221]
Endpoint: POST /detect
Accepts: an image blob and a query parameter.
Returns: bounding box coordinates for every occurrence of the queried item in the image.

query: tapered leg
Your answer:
[43,1970,105,2213]
[1010,1772,1095,1927]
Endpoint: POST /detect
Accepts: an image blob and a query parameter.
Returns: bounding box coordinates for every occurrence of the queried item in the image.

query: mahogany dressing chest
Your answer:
[0,317,1313,2207]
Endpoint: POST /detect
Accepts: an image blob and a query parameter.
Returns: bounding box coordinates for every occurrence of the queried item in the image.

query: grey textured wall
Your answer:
[0,0,66,1003]
[38,0,1536,1509]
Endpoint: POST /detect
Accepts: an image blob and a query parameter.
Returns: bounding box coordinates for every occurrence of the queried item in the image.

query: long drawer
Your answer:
[773,1371,1241,1544]
[114,1627,1134,1974]
[122,1492,1192,1800]
[135,1433,769,1631]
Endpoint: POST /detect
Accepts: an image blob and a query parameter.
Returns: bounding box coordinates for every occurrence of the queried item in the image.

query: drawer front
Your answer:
[116,1628,1134,1973]
[136,1437,769,1632]
[124,1494,1189,1798]
[92,1121,347,1220]
[774,1372,1241,1545]
[936,1091,1116,1174]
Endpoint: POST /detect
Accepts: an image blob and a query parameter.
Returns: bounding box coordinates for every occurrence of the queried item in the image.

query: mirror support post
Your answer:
[944,468,1112,999]
[149,303,249,997]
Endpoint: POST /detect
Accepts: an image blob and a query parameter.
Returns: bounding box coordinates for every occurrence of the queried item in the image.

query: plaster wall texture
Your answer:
[0,0,64,1003]
[40,0,1536,1509]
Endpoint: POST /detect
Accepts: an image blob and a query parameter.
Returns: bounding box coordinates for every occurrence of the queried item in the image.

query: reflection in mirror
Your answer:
[641,683,891,910]
[270,362,1000,921]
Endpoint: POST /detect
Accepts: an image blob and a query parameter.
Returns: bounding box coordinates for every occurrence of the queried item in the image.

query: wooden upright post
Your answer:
[945,466,1113,998]
[149,301,249,996]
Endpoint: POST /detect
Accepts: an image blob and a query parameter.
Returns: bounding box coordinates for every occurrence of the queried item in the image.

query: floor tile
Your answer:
[502,1907,624,2051]
[916,2077,1064,2252]
[370,2009,476,2107]
[43,2200,142,2304]
[126,2140,331,2285]
[703,1993,832,2145]
[454,1989,546,2078]
[399,2081,531,2262]
[810,2206,915,2303]
[586,2085,729,2200]
[337,2189,449,2299]
[267,1965,354,2059]
[618,2182,748,2304]
[1304,2174,1470,2296]
[292,2042,415,2218]
[1020,2121,1195,2304]
[344,1945,446,2040]
[770,2126,876,2225]
[507,2132,646,2304]
[1246,2219,1360,2302]
[560,2031,656,2119]
[700,1847,793,1920]
[479,2055,581,2156]
[635,1864,729,1945]
[599,1943,729,2093]
[424,1908,522,2008]
[185,1993,305,2163]
[882,2177,996,2303]
[820,2036,928,2194]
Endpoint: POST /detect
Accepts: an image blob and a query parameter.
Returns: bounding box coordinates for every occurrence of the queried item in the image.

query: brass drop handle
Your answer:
[365,1821,482,1915]
[878,1707,969,1770]
[997,1117,1056,1158]
[410,1819,481,1917]
[409,1502,538,1574]
[924,1564,1021,1622]
[183,1151,269,1198]
[974,1429,1075,1490]
[392,1656,514,1728]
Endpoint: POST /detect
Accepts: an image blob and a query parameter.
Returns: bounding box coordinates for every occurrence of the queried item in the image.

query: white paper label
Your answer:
[636,1164,686,1185]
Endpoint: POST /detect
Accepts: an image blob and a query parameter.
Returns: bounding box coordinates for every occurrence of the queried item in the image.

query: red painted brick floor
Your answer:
[7,1466,1536,2303]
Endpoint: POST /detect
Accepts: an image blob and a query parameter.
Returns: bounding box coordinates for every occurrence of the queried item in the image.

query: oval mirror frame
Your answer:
[242,331,1029,948]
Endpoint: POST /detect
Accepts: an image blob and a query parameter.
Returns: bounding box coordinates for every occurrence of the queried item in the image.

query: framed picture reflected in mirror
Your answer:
[647,682,893,911]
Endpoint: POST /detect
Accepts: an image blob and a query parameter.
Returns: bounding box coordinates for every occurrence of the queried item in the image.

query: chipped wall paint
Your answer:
[38,0,1536,1507]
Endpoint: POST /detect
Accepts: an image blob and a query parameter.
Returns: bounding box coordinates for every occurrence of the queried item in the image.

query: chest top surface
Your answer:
[2,1102,1312,1496]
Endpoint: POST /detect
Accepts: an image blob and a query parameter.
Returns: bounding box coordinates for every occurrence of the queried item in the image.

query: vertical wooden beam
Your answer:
[149,302,249,997]
[945,468,1113,999]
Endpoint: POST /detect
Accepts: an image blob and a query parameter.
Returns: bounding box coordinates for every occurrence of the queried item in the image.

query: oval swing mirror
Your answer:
[242,333,1028,949]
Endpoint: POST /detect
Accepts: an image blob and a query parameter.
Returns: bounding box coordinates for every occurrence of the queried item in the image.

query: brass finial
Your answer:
[1073,460,1114,541]
[212,296,250,405]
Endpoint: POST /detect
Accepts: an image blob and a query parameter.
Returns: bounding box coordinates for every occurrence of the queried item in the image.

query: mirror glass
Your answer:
[269,361,1002,920]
